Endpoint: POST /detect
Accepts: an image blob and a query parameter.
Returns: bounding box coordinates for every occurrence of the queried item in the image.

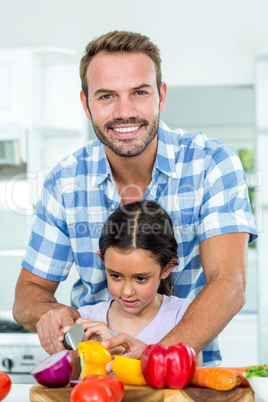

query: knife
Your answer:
[63,323,84,351]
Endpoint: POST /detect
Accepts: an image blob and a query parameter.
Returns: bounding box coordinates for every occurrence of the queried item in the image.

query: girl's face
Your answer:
[99,247,172,317]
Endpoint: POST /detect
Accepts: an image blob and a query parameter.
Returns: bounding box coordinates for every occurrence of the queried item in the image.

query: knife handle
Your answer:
[63,336,72,350]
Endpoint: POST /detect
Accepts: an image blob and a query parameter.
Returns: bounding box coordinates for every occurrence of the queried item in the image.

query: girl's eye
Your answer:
[110,274,121,280]
[136,276,147,282]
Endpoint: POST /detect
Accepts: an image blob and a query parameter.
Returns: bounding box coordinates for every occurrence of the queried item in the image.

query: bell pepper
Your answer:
[77,340,112,380]
[141,342,196,389]
[112,355,147,385]
[70,375,124,402]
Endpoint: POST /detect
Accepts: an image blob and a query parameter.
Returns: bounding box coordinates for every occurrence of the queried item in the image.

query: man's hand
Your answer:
[37,305,80,355]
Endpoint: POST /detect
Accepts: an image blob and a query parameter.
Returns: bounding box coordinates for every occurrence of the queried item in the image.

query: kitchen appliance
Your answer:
[0,311,48,384]
[0,122,26,165]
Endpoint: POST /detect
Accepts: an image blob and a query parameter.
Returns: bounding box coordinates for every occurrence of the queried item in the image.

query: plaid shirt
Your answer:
[22,120,257,366]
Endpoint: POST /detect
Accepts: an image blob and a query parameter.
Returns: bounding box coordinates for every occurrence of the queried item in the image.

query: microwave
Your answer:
[0,122,25,165]
[0,139,22,165]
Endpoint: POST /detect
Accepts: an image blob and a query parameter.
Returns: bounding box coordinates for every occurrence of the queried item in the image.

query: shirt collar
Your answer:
[154,120,177,179]
[90,120,178,187]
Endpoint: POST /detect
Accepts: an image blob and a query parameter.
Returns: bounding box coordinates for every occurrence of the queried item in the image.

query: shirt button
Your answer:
[110,205,115,210]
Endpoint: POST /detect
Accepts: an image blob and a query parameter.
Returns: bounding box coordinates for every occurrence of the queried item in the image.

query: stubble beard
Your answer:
[91,115,160,158]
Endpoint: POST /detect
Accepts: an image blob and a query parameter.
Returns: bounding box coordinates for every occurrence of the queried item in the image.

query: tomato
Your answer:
[71,375,124,402]
[0,372,11,401]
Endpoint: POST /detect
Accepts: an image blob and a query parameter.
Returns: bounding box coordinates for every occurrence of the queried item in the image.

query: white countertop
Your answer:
[5,385,32,402]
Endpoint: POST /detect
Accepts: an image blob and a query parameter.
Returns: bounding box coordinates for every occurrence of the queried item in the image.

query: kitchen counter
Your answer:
[3,384,264,402]
[5,384,32,402]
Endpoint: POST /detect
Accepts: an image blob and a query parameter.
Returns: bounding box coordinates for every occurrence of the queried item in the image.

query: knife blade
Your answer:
[63,323,84,351]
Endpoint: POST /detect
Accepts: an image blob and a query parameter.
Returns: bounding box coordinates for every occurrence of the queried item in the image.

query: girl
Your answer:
[75,200,202,367]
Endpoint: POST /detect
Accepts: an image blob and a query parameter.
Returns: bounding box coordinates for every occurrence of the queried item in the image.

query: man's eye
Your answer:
[100,94,113,100]
[135,90,147,96]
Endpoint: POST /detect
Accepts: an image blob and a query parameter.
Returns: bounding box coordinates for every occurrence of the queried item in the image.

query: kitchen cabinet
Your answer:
[0,47,90,204]
[0,48,89,315]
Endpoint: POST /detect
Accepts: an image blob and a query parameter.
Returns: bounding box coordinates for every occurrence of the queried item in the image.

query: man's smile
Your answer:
[112,126,141,133]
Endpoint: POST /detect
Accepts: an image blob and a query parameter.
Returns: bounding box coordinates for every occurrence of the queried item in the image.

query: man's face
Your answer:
[80,52,167,158]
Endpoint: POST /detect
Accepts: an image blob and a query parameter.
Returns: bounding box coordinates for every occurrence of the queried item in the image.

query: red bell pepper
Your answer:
[70,375,124,402]
[141,342,196,389]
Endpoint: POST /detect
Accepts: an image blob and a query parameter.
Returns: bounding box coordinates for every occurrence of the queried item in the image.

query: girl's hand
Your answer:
[76,318,126,358]
[75,317,113,343]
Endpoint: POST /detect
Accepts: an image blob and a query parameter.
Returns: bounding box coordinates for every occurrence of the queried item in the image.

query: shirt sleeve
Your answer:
[21,171,74,281]
[197,144,258,243]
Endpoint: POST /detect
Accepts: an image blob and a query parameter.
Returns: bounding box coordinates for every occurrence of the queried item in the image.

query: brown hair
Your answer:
[80,30,162,102]
[99,200,178,296]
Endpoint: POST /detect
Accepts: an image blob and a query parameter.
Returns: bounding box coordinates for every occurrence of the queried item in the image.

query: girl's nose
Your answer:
[113,97,138,121]
[121,281,135,297]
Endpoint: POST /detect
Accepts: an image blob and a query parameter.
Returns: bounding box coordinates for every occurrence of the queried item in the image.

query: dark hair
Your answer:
[80,30,162,102]
[99,200,178,296]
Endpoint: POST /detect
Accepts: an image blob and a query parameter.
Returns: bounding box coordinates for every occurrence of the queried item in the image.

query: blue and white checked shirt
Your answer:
[22,120,258,366]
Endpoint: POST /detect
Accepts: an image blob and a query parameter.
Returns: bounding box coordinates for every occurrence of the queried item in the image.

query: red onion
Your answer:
[31,350,73,387]
[70,380,81,388]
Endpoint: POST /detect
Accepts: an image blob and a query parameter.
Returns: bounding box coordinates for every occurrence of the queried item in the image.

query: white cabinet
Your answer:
[0,49,33,125]
[0,48,89,307]
[255,52,268,364]
[219,314,258,367]
[0,47,89,204]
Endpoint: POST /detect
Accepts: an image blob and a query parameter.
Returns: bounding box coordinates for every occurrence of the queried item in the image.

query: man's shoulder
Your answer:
[159,121,222,151]
[49,138,103,178]
[158,120,237,159]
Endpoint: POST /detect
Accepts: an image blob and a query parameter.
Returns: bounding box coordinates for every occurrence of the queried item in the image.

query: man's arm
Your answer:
[159,232,249,352]
[13,267,80,354]
[103,232,248,360]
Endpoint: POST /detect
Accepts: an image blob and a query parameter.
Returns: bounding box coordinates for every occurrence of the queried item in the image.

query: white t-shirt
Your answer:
[78,294,191,344]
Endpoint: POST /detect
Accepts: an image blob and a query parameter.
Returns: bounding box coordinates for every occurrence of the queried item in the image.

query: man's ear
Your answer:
[159,82,167,114]
[160,257,177,279]
[80,90,92,121]
[97,250,104,264]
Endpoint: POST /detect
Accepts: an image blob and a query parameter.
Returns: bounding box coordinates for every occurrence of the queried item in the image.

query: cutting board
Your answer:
[30,383,254,401]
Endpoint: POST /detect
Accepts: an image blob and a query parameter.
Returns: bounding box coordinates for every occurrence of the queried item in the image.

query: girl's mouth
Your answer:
[121,299,139,307]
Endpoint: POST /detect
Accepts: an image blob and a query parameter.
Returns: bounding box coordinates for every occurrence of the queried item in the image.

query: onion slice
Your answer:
[70,380,81,388]
[31,350,73,387]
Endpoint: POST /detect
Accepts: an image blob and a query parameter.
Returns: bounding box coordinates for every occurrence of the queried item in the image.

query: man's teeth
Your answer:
[113,126,140,133]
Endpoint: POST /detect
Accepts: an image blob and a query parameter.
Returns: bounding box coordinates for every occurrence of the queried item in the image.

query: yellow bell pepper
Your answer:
[77,340,112,380]
[112,355,147,385]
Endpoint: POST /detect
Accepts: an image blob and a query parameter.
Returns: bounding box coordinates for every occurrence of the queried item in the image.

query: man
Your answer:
[13,31,257,366]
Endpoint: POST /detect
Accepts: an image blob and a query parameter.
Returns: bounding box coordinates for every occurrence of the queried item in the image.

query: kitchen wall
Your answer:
[0,0,268,86]
[0,0,267,367]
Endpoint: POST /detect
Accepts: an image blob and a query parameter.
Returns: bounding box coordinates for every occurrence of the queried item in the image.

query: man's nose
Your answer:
[113,97,138,120]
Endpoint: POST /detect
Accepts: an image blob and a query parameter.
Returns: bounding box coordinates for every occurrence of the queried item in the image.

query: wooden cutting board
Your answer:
[30,383,254,401]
